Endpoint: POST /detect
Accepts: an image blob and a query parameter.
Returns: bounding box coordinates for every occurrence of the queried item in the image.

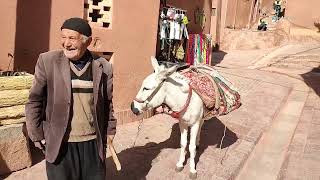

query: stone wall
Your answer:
[220,28,288,50]
[0,73,33,175]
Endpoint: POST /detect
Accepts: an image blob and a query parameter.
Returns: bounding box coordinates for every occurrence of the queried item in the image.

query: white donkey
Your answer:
[131,57,205,179]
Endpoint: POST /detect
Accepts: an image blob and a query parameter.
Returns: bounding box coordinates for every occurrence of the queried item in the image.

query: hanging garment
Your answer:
[180,15,189,40]
[160,20,168,39]
[179,14,185,40]
[184,25,189,39]
[169,20,175,40]
[160,11,166,19]
[167,8,175,19]
[182,15,189,24]
[161,39,165,50]
[176,45,185,60]
[174,14,181,40]
[175,39,185,60]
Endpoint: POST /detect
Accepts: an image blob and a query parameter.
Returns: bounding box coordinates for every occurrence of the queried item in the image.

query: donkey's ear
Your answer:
[157,65,178,81]
[166,65,178,75]
[151,56,160,73]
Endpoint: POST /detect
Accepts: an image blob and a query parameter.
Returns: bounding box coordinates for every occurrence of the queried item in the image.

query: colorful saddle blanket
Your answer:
[180,64,241,116]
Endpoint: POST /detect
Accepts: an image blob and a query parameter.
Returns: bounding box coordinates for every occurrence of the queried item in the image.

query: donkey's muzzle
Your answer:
[131,102,140,115]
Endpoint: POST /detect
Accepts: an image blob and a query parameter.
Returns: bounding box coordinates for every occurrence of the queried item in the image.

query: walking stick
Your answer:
[107,136,121,171]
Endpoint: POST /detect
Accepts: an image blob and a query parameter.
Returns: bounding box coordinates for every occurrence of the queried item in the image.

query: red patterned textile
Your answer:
[181,69,216,109]
[180,66,241,116]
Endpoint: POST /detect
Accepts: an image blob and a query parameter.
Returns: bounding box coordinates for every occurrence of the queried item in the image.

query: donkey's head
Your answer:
[131,57,177,115]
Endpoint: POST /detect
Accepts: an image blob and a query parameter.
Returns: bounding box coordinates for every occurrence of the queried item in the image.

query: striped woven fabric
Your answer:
[186,34,212,65]
[180,65,241,116]
[181,68,217,109]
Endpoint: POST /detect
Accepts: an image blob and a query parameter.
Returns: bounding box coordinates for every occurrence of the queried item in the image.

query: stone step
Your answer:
[275,55,320,66]
[0,124,32,175]
[235,88,309,180]
[249,44,320,69]
[221,29,287,50]
[260,66,315,80]
[271,63,318,70]
[278,85,320,179]
[270,55,320,72]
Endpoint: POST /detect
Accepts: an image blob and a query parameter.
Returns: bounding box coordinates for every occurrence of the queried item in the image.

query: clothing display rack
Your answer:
[157,5,189,63]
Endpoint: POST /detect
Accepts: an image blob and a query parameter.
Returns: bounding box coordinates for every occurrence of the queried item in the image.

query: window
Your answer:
[84,0,112,28]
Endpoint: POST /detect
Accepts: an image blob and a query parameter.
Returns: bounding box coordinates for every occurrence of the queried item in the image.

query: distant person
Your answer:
[273,0,282,22]
[26,17,117,180]
[258,18,268,31]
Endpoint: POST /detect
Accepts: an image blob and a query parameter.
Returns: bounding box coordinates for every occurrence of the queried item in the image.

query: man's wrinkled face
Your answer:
[61,29,91,61]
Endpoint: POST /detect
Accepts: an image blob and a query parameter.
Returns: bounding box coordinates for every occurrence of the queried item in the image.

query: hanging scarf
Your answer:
[203,34,208,64]
[196,34,201,65]
[206,35,212,64]
[186,34,213,65]
[187,35,194,65]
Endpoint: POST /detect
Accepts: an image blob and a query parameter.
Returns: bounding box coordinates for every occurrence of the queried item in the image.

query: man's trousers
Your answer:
[46,139,105,180]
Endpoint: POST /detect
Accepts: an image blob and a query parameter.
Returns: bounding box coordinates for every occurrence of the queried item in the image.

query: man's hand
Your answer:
[34,139,46,151]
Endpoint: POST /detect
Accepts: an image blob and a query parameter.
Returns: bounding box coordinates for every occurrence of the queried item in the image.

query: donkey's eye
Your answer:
[143,87,151,91]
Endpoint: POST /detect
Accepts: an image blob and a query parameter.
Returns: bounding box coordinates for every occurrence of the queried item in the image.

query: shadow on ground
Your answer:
[106,117,238,180]
[29,143,45,166]
[0,154,10,179]
[301,65,320,97]
[211,51,228,66]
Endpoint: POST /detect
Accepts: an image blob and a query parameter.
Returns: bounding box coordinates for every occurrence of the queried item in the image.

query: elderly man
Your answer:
[26,17,117,180]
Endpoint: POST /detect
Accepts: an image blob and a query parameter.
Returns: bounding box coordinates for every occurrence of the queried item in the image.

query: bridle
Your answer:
[134,79,193,119]
[134,81,165,105]
[168,85,192,119]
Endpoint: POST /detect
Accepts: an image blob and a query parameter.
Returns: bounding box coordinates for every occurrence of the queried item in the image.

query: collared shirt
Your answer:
[71,50,92,70]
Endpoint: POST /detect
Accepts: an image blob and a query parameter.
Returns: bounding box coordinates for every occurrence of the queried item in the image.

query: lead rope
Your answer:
[220,124,228,165]
[219,125,227,149]
[132,118,144,147]
[202,111,228,165]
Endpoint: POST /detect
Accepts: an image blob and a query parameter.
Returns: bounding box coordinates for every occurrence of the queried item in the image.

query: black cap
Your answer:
[61,17,92,37]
